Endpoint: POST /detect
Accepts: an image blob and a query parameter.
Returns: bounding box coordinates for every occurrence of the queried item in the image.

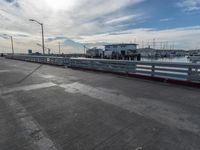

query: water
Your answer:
[141,56,191,63]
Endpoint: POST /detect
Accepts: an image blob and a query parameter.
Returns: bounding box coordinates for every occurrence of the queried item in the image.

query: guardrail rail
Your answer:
[69,58,200,82]
[6,55,70,66]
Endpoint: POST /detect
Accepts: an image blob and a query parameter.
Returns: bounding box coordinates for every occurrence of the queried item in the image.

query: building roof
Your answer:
[105,43,138,47]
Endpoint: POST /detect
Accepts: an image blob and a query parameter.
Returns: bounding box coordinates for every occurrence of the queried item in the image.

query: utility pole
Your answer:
[59,42,61,54]
[134,38,137,43]
[153,38,156,49]
[142,40,144,49]
[160,42,163,50]
[84,45,86,54]
[166,41,168,50]
[147,40,150,48]
[10,36,14,55]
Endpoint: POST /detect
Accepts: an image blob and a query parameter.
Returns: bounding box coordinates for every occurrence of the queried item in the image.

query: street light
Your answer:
[1,34,14,55]
[29,19,45,55]
[10,36,14,55]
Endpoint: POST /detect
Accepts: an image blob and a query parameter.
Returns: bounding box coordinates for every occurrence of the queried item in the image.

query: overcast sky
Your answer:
[0,0,200,53]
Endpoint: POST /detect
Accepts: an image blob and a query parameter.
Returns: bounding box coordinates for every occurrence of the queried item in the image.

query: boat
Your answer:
[188,54,200,62]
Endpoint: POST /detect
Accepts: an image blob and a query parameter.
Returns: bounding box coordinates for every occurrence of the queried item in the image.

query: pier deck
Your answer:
[0,57,200,150]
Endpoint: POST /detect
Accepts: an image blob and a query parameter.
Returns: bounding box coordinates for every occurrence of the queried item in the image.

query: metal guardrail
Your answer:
[5,55,200,82]
[6,55,70,66]
[69,58,200,82]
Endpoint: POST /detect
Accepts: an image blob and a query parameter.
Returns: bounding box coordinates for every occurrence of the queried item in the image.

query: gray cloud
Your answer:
[46,36,69,42]
[13,2,20,8]
[0,34,10,39]
[4,0,15,3]
[0,0,200,53]
[0,0,147,53]
[16,34,29,37]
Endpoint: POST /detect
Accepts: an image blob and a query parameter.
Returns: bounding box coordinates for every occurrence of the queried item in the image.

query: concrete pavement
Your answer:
[0,57,200,150]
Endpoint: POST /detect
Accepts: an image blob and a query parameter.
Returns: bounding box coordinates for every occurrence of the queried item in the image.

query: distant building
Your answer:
[28,49,32,54]
[86,47,103,58]
[104,44,138,58]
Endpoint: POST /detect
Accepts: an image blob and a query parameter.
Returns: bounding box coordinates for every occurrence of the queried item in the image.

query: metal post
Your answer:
[41,24,45,55]
[142,40,144,49]
[59,42,61,54]
[84,45,86,54]
[187,67,193,80]
[11,36,14,55]
[151,65,155,77]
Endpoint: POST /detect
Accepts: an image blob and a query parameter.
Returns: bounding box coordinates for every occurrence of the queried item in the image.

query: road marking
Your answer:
[1,82,56,95]
[0,70,12,73]
[60,82,200,134]
[40,74,56,79]
[3,95,59,150]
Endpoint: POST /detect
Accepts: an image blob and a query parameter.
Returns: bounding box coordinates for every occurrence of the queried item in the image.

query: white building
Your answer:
[104,44,138,57]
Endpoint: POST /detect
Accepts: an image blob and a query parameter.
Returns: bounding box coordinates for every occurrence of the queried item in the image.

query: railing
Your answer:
[6,55,70,66]
[5,55,200,82]
[69,58,200,82]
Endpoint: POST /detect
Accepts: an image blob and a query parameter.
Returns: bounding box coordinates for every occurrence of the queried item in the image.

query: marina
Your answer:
[142,56,191,63]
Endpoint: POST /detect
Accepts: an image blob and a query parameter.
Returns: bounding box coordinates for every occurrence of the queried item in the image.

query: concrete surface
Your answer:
[0,57,200,150]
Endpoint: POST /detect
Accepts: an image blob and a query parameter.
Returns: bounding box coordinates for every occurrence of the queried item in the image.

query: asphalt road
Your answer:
[0,57,200,150]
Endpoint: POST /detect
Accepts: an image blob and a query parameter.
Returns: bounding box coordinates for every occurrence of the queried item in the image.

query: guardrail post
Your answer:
[151,65,155,77]
[187,67,192,80]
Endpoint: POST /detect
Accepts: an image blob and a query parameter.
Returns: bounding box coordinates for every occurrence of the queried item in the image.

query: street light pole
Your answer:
[29,19,45,55]
[10,36,14,55]
[41,23,45,55]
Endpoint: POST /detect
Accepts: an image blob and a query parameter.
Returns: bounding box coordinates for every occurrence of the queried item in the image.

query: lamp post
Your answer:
[10,36,14,55]
[0,34,14,55]
[29,19,45,55]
